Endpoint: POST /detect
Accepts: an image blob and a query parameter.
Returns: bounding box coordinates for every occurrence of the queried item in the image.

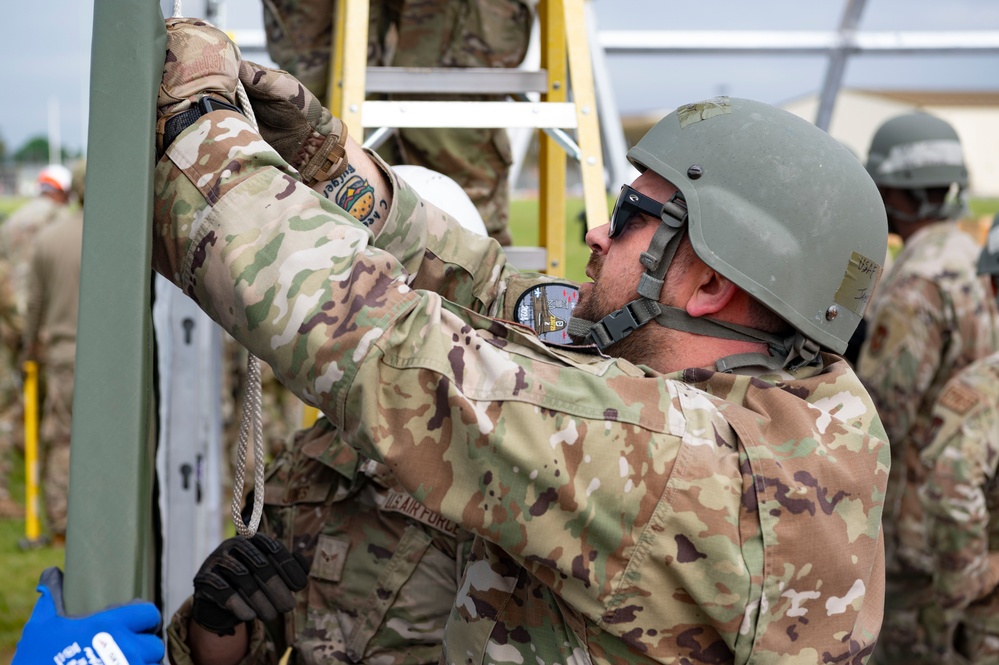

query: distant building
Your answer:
[782,89,999,198]
[620,89,999,198]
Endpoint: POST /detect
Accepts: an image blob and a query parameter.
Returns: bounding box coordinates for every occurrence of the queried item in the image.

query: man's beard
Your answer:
[572,252,612,326]
[573,252,671,368]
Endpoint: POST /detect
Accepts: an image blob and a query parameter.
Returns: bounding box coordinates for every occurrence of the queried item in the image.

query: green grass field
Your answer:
[507,195,592,283]
[0,446,63,664]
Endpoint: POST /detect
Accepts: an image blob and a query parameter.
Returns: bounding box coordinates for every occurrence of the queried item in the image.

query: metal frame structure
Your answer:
[597,0,999,131]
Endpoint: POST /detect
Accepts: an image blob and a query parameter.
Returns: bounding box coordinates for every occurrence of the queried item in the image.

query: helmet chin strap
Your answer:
[886,185,964,224]
[567,197,820,372]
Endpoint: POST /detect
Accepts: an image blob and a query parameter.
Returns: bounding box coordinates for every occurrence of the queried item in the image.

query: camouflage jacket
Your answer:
[167,417,474,665]
[856,221,998,576]
[0,196,68,316]
[23,209,83,368]
[919,352,999,632]
[153,113,889,664]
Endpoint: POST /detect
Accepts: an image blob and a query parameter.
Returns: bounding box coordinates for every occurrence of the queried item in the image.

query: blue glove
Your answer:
[12,567,164,665]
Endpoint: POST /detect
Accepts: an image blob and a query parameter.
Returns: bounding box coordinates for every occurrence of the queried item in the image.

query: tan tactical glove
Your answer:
[238,60,349,186]
[156,17,242,157]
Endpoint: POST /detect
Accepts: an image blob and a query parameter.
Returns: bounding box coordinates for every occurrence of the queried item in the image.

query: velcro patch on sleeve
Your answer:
[937,382,980,416]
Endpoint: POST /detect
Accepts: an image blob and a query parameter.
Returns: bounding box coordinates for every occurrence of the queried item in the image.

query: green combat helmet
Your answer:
[865,112,968,222]
[569,97,888,370]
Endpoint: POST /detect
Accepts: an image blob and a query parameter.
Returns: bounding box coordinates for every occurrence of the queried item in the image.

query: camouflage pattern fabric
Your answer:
[261,0,534,244]
[0,196,67,317]
[23,208,83,537]
[917,352,999,665]
[169,416,473,665]
[38,364,73,535]
[0,257,21,515]
[153,112,889,664]
[856,221,998,664]
[0,195,66,485]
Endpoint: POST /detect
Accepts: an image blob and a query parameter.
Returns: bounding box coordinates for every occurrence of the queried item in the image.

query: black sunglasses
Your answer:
[609,185,669,238]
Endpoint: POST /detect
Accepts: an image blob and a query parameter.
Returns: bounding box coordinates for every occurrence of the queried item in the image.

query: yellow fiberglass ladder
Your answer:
[327,0,609,278]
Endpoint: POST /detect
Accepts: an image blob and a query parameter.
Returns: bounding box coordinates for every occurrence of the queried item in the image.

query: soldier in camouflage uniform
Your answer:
[915,213,999,665]
[0,256,20,517]
[155,20,890,664]
[169,416,474,665]
[855,113,999,664]
[261,0,535,245]
[22,162,85,543]
[0,165,72,517]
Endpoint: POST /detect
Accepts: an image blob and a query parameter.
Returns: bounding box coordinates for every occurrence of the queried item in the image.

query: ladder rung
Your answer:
[366,67,549,95]
[361,101,579,129]
[502,246,549,272]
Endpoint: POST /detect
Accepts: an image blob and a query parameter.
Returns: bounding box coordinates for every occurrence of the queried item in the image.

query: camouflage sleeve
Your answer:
[856,274,945,444]
[165,597,276,665]
[153,115,684,632]
[366,148,517,316]
[366,149,564,319]
[919,374,999,609]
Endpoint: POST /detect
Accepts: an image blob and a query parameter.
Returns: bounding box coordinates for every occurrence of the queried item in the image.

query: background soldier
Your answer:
[917,212,999,665]
[855,113,999,664]
[0,164,72,516]
[22,161,85,545]
[261,0,535,245]
[154,20,889,663]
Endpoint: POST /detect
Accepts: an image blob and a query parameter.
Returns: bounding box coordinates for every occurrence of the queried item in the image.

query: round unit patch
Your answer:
[514,283,580,345]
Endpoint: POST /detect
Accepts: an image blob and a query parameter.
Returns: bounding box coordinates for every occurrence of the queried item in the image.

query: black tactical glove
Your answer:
[238,60,349,186]
[191,533,309,636]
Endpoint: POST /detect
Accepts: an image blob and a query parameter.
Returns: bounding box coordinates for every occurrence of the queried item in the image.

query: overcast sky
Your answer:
[1,0,998,156]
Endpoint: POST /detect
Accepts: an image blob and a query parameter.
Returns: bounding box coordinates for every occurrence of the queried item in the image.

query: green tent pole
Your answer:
[64,0,166,613]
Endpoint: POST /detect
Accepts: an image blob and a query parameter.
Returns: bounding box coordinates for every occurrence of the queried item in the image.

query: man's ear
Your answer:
[685,267,739,318]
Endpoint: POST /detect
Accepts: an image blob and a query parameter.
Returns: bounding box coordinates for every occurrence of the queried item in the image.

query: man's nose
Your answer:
[585,222,612,255]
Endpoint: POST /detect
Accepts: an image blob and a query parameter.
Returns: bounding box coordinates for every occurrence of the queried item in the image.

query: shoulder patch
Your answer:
[867,324,888,355]
[938,382,980,415]
[513,282,579,346]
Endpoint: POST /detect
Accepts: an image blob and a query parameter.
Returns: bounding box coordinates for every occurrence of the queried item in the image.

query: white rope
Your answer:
[230,353,266,537]
[230,80,266,538]
[172,0,268,538]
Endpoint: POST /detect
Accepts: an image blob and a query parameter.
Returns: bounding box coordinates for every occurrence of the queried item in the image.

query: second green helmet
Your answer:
[865,112,968,190]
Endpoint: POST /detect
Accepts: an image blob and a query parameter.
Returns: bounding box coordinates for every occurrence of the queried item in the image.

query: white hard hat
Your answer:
[37,164,72,194]
[392,165,488,237]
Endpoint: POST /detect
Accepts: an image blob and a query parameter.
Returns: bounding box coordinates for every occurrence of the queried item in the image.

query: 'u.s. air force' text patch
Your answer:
[514,283,580,345]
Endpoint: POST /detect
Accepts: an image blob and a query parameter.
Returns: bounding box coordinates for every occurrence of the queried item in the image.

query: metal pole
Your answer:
[22,361,41,544]
[815,0,868,132]
[64,0,165,613]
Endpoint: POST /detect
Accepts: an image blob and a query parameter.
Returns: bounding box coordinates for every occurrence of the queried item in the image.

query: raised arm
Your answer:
[237,59,533,316]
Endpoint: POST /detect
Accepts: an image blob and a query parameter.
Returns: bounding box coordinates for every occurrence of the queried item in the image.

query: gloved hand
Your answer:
[12,567,164,665]
[157,17,242,154]
[238,60,349,185]
[192,533,309,636]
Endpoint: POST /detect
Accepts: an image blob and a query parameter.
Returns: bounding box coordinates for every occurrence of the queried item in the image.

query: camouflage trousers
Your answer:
[0,344,22,499]
[261,0,535,244]
[952,622,999,665]
[40,364,73,536]
[873,574,959,665]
